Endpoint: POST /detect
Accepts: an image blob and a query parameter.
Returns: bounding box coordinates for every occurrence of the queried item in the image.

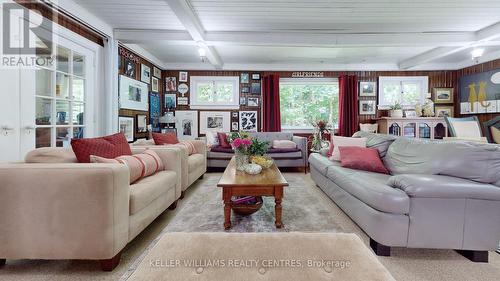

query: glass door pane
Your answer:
[56,46,70,73]
[36,98,52,125]
[35,69,53,97]
[36,128,52,148]
[403,123,416,138]
[56,72,70,99]
[56,127,71,147]
[73,52,85,77]
[56,100,70,125]
[419,123,431,139]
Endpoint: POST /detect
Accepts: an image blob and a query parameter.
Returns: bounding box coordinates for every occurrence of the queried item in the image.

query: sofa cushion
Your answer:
[188,154,205,171]
[267,147,301,154]
[385,137,500,184]
[130,170,177,215]
[326,166,409,214]
[134,150,165,176]
[71,133,132,163]
[217,132,231,148]
[249,132,293,142]
[388,174,500,201]
[339,147,389,174]
[210,145,234,153]
[272,140,297,149]
[90,154,144,184]
[308,153,340,176]
[352,131,397,158]
[131,139,155,146]
[153,132,179,145]
[330,136,367,161]
[25,147,77,163]
[268,150,302,159]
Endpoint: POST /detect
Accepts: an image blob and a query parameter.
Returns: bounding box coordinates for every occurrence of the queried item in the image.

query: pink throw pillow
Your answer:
[133,150,164,177]
[90,155,144,184]
[217,132,231,148]
[338,146,389,174]
[329,136,367,161]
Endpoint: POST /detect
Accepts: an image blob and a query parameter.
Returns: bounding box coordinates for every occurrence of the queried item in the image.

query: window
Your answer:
[190,76,239,109]
[279,78,339,131]
[378,76,428,109]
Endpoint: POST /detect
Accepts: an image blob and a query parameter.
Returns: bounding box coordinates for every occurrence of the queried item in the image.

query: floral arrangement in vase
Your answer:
[229,132,270,171]
[312,120,330,151]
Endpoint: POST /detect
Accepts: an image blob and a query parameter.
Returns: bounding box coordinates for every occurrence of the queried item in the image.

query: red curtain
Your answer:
[262,74,281,132]
[338,74,359,137]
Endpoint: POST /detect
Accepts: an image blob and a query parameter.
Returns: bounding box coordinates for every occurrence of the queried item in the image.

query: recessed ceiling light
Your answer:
[471,48,484,62]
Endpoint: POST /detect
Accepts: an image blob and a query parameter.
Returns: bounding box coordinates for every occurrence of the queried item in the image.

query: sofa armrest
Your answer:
[131,146,183,198]
[292,135,308,165]
[0,163,130,260]
[388,174,500,200]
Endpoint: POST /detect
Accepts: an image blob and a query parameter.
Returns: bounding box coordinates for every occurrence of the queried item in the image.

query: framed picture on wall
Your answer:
[241,86,250,93]
[359,81,377,97]
[251,82,261,94]
[252,73,260,80]
[240,73,249,83]
[433,88,454,104]
[165,94,176,109]
[124,59,136,78]
[153,66,161,78]
[140,64,151,84]
[118,116,134,142]
[239,111,258,132]
[175,110,199,139]
[240,97,247,106]
[149,92,161,132]
[152,77,159,93]
[179,71,188,82]
[247,97,259,107]
[136,114,148,133]
[166,77,177,91]
[359,100,377,115]
[199,111,231,135]
[231,121,239,131]
[435,105,454,117]
[232,112,239,118]
[119,75,149,111]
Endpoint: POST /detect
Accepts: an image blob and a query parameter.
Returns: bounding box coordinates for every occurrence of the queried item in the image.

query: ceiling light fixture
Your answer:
[471,48,484,63]
[198,47,207,63]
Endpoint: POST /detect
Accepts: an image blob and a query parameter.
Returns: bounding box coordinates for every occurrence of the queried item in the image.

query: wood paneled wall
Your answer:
[118,45,164,139]
[163,70,263,135]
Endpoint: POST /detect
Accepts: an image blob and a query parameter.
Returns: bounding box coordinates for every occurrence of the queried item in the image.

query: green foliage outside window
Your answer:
[279,83,339,129]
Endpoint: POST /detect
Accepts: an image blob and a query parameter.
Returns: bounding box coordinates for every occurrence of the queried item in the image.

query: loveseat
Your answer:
[309,131,500,262]
[0,146,182,271]
[207,132,308,170]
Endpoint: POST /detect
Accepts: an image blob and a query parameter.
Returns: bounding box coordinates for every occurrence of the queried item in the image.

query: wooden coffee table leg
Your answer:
[223,188,232,230]
[274,186,283,228]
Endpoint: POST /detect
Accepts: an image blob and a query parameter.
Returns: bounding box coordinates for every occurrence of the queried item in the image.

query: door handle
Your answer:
[24,125,35,135]
[1,125,14,136]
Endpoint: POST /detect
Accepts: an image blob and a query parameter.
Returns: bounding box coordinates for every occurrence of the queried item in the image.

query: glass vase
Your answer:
[235,151,249,171]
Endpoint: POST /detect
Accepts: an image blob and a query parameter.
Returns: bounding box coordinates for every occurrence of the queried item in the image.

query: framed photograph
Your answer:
[153,66,161,78]
[140,64,151,84]
[251,82,261,94]
[247,97,259,107]
[200,111,231,135]
[118,116,134,142]
[179,71,188,82]
[404,110,417,118]
[241,86,250,93]
[177,96,189,105]
[124,59,136,78]
[239,111,258,132]
[231,121,239,131]
[435,105,454,117]
[240,73,249,83]
[119,75,149,111]
[152,77,159,92]
[359,81,377,97]
[166,77,177,91]
[433,88,454,104]
[252,73,260,80]
[149,92,161,132]
[359,100,377,115]
[161,128,177,134]
[165,94,176,109]
[175,110,198,139]
[232,112,239,118]
[178,83,189,96]
[240,97,246,106]
[136,114,148,133]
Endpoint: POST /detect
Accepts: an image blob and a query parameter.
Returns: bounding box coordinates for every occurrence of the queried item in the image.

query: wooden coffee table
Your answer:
[217,157,289,230]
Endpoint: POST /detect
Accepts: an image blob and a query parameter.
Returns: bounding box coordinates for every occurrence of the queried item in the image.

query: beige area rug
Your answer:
[125,232,395,281]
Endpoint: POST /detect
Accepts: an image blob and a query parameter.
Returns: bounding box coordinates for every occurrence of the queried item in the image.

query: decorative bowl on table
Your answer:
[231,196,263,216]
[244,163,262,175]
[250,155,274,169]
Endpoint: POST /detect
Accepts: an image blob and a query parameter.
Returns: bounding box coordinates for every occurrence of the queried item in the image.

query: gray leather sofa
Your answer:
[309,131,500,262]
[208,132,308,170]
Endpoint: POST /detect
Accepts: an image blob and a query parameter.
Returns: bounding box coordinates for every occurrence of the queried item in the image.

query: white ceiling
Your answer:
[72,0,500,70]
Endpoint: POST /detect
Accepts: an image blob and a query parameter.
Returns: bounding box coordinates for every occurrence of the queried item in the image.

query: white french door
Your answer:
[0,4,97,162]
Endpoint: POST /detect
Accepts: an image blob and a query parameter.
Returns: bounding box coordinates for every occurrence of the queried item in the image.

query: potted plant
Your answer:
[389,102,403,118]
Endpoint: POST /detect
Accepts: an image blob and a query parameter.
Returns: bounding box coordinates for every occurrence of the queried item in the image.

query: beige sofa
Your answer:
[0,146,182,271]
[132,140,207,197]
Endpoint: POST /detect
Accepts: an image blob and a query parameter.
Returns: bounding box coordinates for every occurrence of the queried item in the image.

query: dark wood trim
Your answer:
[370,238,391,256]
[168,200,178,210]
[100,251,121,271]
[456,250,489,263]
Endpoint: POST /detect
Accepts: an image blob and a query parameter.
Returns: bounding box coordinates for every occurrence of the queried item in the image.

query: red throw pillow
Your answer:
[217,132,231,148]
[338,146,389,174]
[152,132,179,145]
[71,133,132,163]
